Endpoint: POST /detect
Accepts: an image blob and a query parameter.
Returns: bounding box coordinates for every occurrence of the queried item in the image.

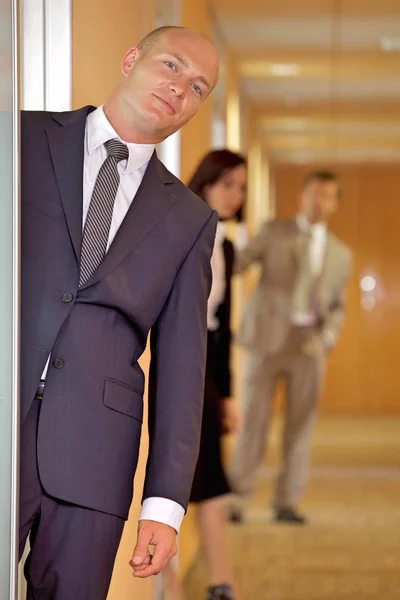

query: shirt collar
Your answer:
[86,105,155,174]
[296,213,327,237]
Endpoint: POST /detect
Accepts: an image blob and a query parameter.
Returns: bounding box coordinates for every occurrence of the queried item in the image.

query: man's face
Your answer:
[118,30,219,143]
[300,179,339,223]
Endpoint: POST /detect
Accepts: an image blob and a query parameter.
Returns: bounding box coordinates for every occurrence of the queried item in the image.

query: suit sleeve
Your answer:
[234,221,270,274]
[143,211,218,511]
[322,251,353,347]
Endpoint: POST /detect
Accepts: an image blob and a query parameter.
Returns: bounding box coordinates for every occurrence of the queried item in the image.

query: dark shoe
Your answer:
[275,507,307,524]
[206,584,234,600]
[228,506,243,524]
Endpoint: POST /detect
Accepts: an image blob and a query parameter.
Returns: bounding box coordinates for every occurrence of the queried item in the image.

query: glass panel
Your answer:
[0,0,19,597]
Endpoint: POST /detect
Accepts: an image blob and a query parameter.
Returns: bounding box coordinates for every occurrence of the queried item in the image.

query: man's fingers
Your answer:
[131,527,153,567]
[149,542,170,573]
[131,521,177,578]
[133,546,176,578]
[133,547,166,578]
[129,553,151,571]
[132,564,158,578]
[132,556,171,578]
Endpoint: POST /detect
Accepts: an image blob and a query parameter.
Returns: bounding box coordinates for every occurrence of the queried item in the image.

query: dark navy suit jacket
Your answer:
[21,106,217,519]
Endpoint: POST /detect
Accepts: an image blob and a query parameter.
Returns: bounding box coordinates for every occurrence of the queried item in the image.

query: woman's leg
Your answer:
[162,560,186,600]
[196,496,239,598]
[162,497,239,600]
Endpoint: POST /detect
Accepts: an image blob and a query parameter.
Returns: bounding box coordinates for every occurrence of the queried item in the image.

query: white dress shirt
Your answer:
[42,106,184,532]
[207,222,226,331]
[291,213,327,327]
[83,107,154,248]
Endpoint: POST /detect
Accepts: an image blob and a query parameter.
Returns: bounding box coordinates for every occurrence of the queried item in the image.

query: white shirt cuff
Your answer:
[139,497,185,534]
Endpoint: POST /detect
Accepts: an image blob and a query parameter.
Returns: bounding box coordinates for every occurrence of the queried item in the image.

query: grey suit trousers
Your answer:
[230,326,325,508]
[19,397,125,600]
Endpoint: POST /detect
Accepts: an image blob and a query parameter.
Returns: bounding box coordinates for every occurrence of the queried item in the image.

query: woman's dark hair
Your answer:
[187,149,247,221]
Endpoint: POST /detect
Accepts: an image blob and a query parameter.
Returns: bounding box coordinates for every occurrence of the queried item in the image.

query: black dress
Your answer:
[190,238,234,503]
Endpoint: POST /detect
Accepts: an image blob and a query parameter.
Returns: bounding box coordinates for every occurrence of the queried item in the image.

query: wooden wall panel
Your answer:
[272,163,400,414]
[72,1,156,109]
[179,0,213,184]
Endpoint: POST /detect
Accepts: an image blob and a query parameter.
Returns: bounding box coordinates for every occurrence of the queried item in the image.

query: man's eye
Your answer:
[165,61,177,71]
[192,84,202,96]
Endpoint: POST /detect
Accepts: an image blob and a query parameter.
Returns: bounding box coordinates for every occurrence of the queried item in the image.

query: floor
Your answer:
[180,416,400,600]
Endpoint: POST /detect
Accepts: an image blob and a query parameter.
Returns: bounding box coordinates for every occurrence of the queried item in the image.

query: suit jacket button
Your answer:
[62,293,74,303]
[53,358,65,369]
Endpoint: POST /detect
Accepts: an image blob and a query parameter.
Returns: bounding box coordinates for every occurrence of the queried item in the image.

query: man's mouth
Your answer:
[153,94,175,114]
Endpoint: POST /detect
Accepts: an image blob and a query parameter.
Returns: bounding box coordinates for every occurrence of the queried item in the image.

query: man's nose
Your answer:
[169,81,185,98]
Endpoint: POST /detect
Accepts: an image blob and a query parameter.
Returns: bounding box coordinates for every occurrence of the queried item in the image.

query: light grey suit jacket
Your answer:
[236,219,352,356]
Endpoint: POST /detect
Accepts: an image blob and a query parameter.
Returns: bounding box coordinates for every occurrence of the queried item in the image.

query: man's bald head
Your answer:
[138,26,214,57]
[104,26,219,144]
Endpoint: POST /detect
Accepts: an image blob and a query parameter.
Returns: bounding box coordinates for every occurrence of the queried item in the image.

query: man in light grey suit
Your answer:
[230,170,352,524]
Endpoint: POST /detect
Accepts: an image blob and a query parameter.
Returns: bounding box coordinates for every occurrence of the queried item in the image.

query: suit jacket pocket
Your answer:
[103,377,143,422]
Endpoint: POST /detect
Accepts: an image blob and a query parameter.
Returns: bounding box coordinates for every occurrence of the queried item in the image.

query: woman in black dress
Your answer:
[164,150,246,600]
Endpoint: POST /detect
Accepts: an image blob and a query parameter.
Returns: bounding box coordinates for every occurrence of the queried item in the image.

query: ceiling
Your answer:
[210,0,400,163]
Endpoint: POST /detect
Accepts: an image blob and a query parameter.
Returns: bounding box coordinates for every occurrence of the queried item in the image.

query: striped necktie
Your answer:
[79,138,129,288]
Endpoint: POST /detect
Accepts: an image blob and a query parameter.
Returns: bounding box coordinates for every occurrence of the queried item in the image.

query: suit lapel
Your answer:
[47,109,177,288]
[289,220,303,266]
[317,233,338,301]
[79,152,177,290]
[46,106,95,263]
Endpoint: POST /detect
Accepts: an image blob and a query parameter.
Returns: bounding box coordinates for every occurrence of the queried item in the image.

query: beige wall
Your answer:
[72,0,156,108]
[179,0,213,184]
[72,2,156,598]
[225,54,241,152]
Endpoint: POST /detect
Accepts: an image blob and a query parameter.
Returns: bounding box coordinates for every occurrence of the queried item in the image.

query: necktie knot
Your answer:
[105,139,129,163]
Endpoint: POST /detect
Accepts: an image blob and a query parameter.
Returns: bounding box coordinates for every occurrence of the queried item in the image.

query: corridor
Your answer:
[182,416,400,599]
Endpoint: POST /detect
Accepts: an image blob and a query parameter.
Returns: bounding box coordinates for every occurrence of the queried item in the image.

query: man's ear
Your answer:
[121,47,140,76]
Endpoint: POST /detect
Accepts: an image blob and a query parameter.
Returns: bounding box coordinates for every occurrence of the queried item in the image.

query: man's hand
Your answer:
[130,520,177,578]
